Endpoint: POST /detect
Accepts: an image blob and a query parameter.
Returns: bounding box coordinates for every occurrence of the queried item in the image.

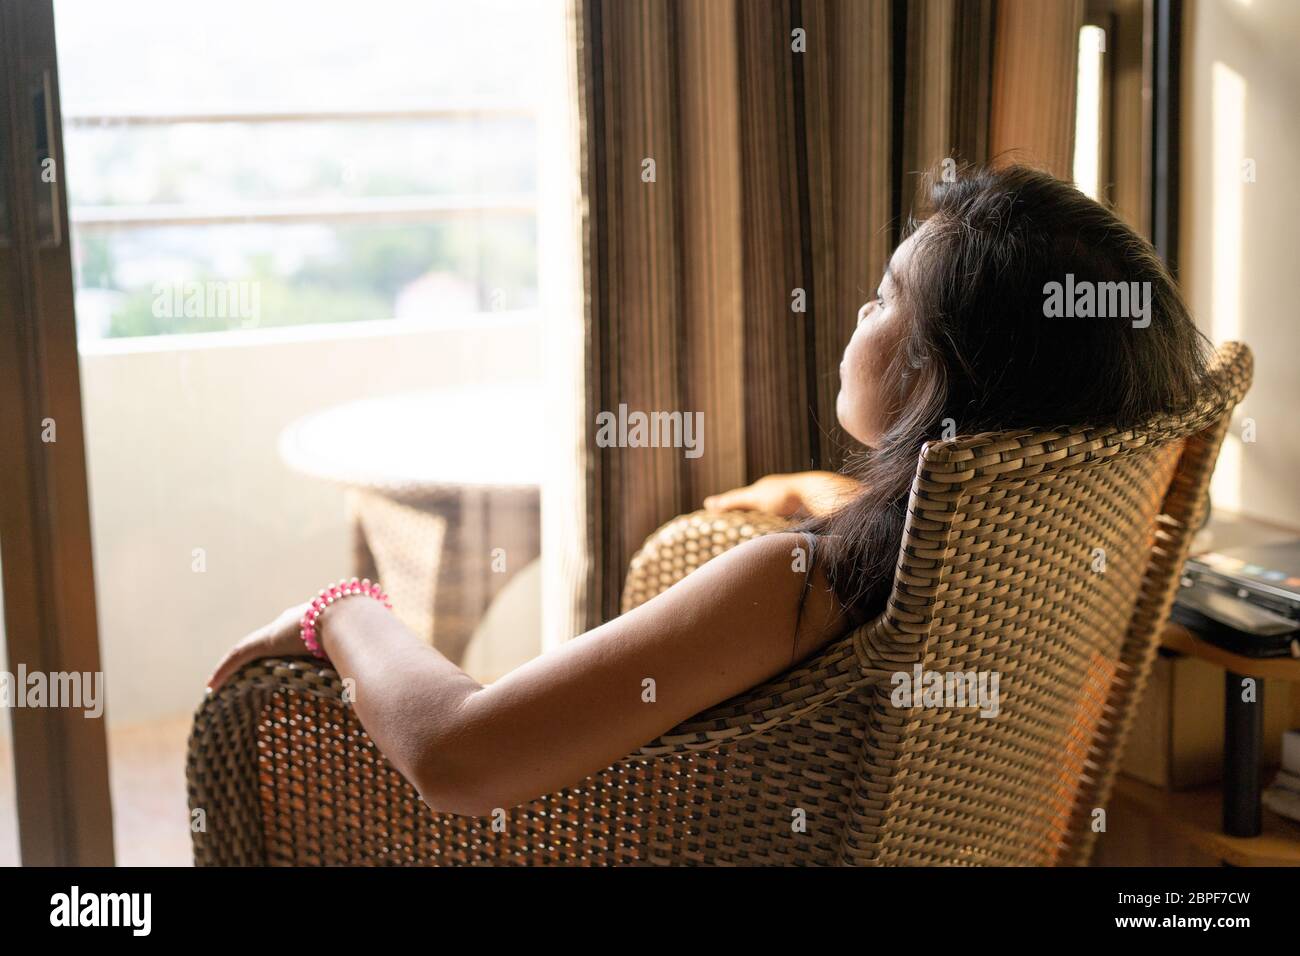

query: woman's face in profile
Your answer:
[836,227,921,447]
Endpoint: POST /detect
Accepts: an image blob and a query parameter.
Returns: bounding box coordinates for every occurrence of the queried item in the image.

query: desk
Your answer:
[279,384,543,663]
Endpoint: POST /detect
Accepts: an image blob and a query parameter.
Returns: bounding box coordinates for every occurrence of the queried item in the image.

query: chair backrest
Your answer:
[834,341,1252,865]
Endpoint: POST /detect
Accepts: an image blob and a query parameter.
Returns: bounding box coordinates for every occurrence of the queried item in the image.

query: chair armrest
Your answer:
[187,657,481,865]
[191,656,695,865]
[189,651,881,866]
[620,509,792,613]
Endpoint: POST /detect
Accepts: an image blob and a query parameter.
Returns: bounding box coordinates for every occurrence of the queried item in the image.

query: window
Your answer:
[1073,0,1154,237]
[56,0,547,341]
[50,0,566,865]
[1073,23,1108,201]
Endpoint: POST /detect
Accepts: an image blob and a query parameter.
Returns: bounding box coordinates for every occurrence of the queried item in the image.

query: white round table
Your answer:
[279,384,544,662]
[279,384,545,492]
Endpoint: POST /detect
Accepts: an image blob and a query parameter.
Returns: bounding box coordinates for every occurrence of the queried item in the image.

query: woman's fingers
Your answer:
[207,627,277,692]
[207,639,258,693]
[703,489,749,512]
[705,490,769,513]
[206,603,317,693]
[704,478,801,516]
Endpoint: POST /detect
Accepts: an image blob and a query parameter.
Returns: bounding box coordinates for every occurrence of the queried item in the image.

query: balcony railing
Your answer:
[70,194,536,229]
[63,102,538,230]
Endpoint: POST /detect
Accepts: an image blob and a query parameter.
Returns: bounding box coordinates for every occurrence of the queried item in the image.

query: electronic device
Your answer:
[1172,540,1300,658]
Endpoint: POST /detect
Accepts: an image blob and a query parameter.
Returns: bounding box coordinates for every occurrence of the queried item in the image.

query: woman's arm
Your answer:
[704,471,862,517]
[306,531,848,816]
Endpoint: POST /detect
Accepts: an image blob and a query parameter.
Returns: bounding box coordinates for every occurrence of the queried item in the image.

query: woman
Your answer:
[209,165,1214,816]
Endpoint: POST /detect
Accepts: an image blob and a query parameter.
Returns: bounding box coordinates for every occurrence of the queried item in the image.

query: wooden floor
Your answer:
[0,713,193,866]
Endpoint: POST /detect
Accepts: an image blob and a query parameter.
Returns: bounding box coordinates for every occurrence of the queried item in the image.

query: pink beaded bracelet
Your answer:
[299,577,392,659]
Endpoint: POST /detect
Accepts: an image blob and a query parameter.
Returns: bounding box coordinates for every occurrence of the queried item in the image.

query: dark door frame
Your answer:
[1150,0,1182,275]
[0,0,114,867]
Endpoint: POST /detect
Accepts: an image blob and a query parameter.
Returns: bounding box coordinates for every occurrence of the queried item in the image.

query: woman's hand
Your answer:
[703,471,862,518]
[207,601,313,693]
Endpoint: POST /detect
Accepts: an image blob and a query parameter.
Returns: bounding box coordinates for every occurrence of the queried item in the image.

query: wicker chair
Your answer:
[187,342,1251,866]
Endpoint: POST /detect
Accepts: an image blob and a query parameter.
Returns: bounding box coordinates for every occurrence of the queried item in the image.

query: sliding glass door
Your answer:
[2,0,570,865]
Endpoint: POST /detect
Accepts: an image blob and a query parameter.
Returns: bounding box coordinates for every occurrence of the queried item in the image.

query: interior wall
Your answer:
[1181,0,1300,529]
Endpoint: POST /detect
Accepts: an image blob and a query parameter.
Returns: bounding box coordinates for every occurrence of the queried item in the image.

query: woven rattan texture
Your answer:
[189,343,1251,865]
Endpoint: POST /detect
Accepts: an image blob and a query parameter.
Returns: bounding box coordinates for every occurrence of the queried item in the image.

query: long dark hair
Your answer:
[803,164,1215,625]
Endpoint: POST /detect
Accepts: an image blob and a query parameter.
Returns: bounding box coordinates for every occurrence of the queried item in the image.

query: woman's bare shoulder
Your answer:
[437,528,853,810]
[645,529,852,663]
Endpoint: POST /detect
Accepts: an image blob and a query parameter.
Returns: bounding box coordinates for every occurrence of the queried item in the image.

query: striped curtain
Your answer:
[554,0,1084,631]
